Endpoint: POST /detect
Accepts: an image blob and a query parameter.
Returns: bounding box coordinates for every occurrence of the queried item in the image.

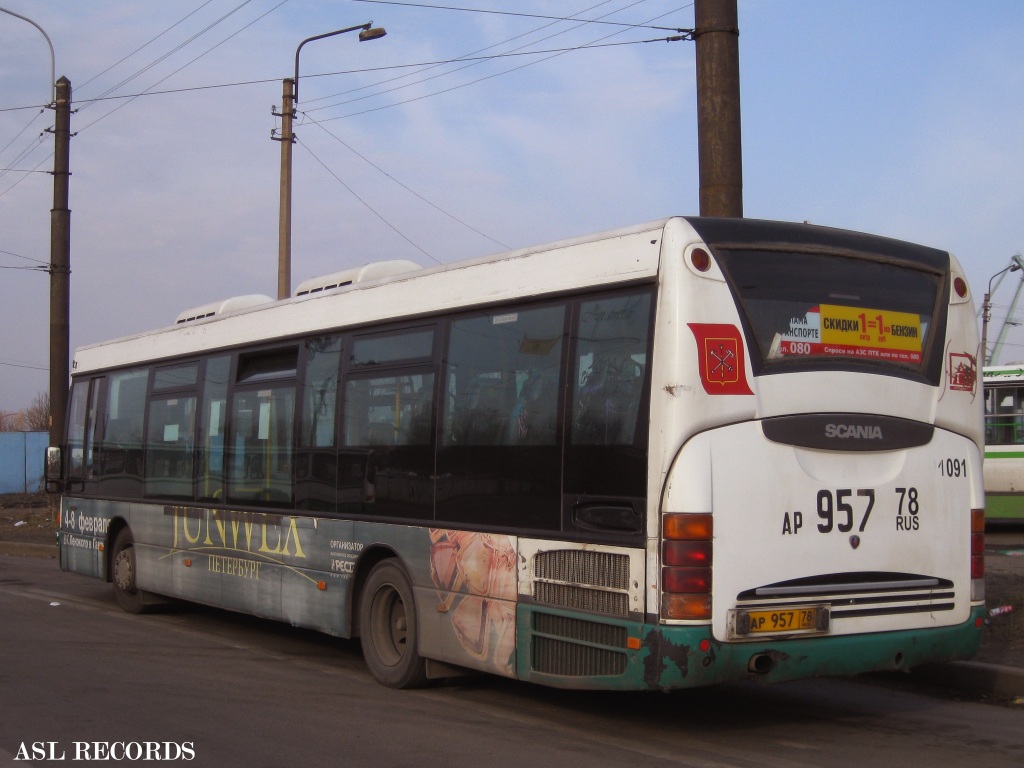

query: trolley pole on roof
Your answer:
[694,0,743,218]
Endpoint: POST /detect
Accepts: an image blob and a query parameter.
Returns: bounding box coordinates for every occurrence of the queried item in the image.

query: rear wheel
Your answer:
[359,560,429,689]
[111,528,149,614]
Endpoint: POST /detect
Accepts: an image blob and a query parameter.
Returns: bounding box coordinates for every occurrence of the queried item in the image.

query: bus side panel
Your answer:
[409,527,519,679]
[59,496,110,579]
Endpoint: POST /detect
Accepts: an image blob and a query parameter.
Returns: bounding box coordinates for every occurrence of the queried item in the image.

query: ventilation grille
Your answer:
[531,636,627,677]
[534,550,630,590]
[534,612,628,648]
[736,571,957,620]
[532,550,632,617]
[534,582,630,616]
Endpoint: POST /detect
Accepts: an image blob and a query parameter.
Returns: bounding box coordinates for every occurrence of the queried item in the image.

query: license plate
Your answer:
[732,606,829,637]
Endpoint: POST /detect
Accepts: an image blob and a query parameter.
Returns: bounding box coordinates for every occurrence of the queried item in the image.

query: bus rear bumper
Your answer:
[516,604,985,691]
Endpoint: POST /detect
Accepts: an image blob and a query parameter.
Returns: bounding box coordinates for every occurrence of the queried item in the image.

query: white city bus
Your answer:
[49,216,985,690]
[982,365,1024,523]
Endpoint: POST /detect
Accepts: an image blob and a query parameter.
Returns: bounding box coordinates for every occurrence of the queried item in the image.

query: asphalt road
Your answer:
[1,556,1022,768]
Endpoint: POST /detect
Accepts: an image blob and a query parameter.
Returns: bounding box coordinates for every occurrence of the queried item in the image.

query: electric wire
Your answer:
[313,9,691,122]
[295,135,439,264]
[304,114,509,251]
[302,0,627,107]
[305,0,651,114]
[76,0,218,91]
[1,33,687,115]
[75,0,291,134]
[76,0,261,114]
[0,358,48,371]
[346,0,690,32]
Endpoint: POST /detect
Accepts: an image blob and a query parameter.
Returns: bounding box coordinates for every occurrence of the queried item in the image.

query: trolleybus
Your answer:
[982,365,1024,523]
[48,216,986,690]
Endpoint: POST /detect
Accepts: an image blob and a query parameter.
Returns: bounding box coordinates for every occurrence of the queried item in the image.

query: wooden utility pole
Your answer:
[49,76,71,447]
[694,0,743,217]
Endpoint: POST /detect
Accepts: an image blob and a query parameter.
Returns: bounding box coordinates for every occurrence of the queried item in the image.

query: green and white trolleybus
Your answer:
[49,216,986,690]
[982,365,1024,524]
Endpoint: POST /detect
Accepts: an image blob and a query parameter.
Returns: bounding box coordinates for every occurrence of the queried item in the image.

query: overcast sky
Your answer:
[2,0,1023,413]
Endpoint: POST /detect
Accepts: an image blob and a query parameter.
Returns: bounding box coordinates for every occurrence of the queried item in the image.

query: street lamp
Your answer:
[0,6,55,103]
[1,7,69,452]
[981,259,1023,367]
[275,22,387,300]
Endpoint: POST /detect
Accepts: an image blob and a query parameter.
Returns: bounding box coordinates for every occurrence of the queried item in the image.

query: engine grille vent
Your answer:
[534,612,628,647]
[531,636,627,677]
[532,550,631,617]
[534,550,630,590]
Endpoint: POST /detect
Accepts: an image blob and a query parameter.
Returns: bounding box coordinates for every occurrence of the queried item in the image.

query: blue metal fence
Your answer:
[0,432,48,494]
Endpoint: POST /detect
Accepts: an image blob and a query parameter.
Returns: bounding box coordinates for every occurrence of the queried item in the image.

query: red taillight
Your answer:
[663,540,712,567]
[661,513,713,620]
[971,508,985,579]
[663,566,712,593]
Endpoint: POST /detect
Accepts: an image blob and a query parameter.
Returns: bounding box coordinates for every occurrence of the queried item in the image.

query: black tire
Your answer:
[359,560,429,689]
[111,528,149,614]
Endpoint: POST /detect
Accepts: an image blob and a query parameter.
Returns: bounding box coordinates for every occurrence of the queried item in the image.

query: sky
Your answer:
[1,0,1023,413]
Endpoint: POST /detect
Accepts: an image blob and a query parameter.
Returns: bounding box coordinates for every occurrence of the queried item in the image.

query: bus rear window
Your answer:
[714,249,944,380]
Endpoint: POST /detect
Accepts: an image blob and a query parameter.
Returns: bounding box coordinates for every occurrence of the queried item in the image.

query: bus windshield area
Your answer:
[713,249,944,379]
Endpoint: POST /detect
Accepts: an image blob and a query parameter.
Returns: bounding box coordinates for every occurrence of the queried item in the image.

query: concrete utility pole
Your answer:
[274,23,386,300]
[694,0,743,217]
[274,78,295,301]
[49,76,71,448]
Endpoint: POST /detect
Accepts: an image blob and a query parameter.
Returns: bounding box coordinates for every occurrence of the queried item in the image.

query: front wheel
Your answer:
[359,560,429,689]
[111,528,150,614]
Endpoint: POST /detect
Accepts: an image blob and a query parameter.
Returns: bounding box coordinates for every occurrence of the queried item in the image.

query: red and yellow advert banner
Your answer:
[779,304,922,364]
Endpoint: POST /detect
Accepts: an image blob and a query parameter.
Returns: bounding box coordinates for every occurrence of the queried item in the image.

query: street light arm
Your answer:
[0,5,56,103]
[293,22,373,104]
[982,257,1024,366]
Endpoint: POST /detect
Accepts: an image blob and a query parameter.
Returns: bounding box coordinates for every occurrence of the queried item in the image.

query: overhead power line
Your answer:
[347,0,691,32]
[305,0,654,113]
[1,34,687,116]
[296,136,438,263]
[304,114,509,251]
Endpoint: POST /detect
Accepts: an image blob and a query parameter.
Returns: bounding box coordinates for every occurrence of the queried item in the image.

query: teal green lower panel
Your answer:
[517,604,985,692]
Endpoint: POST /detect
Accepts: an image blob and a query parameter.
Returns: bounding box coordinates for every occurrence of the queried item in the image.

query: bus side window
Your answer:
[572,293,651,446]
[145,396,197,498]
[227,386,296,506]
[66,379,92,480]
[197,356,230,502]
[98,368,148,498]
[442,305,564,447]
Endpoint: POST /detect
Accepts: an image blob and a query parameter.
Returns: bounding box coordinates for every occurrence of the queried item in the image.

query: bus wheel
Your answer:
[359,560,429,689]
[111,528,148,614]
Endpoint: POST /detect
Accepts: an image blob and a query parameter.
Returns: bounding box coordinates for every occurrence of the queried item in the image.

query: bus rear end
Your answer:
[647,217,985,689]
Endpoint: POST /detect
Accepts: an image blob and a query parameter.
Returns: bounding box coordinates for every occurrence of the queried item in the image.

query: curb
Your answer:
[902,660,1024,701]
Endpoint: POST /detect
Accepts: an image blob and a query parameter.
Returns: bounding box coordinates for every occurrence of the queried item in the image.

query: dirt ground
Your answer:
[2,493,1021,667]
[0,492,57,545]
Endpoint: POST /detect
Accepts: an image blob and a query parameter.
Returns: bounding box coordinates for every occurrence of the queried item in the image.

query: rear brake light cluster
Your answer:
[661,513,712,621]
[971,508,985,580]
